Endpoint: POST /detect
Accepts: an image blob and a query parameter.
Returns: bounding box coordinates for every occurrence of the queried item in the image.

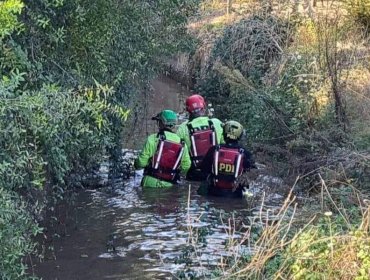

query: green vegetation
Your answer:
[0,0,199,277]
[0,188,42,279]
[197,14,297,141]
[345,0,370,33]
[1,0,369,277]
[191,0,370,172]
[180,0,370,278]
[227,187,370,279]
[178,185,370,279]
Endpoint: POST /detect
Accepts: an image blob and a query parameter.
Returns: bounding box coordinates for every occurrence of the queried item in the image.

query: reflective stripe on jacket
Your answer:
[176,116,224,158]
[134,130,191,179]
[212,145,244,190]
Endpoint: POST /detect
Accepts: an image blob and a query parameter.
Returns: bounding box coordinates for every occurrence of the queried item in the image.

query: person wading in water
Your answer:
[135,110,191,188]
[176,94,224,181]
[199,120,255,198]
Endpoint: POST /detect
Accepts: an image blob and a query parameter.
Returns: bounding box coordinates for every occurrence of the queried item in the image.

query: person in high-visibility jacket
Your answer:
[176,94,224,181]
[199,120,255,198]
[134,110,191,188]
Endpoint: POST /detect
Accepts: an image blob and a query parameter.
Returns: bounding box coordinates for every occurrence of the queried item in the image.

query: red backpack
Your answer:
[212,145,244,190]
[187,120,216,168]
[151,133,185,182]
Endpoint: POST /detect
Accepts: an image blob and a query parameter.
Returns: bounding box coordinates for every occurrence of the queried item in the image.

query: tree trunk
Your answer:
[324,25,347,130]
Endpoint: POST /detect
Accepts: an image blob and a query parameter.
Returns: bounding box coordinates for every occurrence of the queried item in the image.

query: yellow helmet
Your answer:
[223,120,244,140]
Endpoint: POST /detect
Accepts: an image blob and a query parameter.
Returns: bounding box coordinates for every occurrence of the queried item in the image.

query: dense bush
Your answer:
[0,0,200,277]
[211,15,291,82]
[0,79,121,192]
[0,0,23,38]
[0,0,200,170]
[6,0,199,88]
[197,15,291,105]
[0,188,41,280]
[196,13,351,149]
[225,189,370,279]
[196,15,327,142]
[345,0,370,34]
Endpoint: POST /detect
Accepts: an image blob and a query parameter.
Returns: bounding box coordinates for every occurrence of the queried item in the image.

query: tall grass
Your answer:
[182,178,370,279]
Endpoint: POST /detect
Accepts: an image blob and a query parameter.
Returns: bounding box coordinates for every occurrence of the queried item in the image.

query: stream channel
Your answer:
[34,76,286,280]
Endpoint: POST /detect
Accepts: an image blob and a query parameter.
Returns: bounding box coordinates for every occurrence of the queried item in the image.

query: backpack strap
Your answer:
[208,120,215,131]
[187,122,198,159]
[172,140,185,171]
[213,146,244,182]
[213,145,221,179]
[156,130,166,140]
[187,120,216,161]
[234,148,244,179]
[153,132,166,170]
[208,120,216,146]
[187,122,195,135]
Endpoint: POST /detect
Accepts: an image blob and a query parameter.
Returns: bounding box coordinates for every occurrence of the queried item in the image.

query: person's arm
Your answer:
[180,143,191,176]
[176,122,191,149]
[212,118,225,144]
[242,149,256,170]
[134,135,156,169]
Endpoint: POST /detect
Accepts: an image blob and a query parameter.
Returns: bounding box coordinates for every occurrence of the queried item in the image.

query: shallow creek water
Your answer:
[34,76,288,279]
[34,154,287,280]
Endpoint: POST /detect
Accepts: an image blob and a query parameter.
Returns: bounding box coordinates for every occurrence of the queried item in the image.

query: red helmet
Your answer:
[185,94,206,113]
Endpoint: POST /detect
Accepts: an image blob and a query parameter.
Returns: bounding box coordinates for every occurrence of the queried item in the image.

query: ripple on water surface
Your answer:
[88,169,271,279]
[37,151,288,279]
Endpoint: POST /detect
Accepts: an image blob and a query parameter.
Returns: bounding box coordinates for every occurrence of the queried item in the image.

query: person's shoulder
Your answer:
[164,130,181,140]
[146,133,159,141]
[210,117,223,123]
[178,120,189,127]
[177,120,189,131]
[234,142,247,150]
[210,117,223,126]
[186,116,208,127]
[222,142,248,151]
[191,116,216,126]
[189,116,204,123]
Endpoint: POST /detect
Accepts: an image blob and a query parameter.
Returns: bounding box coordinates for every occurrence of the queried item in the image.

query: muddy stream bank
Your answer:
[33,75,286,280]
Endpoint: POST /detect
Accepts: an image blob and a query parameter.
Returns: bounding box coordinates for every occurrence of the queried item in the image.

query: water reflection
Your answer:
[90,169,261,279]
[35,154,286,280]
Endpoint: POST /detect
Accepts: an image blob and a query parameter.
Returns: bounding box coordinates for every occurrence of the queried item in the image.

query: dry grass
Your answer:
[182,7,370,277]
[342,66,370,145]
[182,175,370,279]
[183,181,299,278]
[230,189,299,279]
